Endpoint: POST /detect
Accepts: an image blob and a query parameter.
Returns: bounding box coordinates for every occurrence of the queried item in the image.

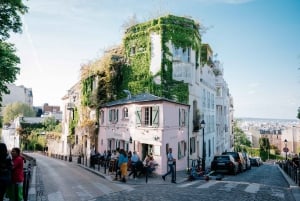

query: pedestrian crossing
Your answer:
[177,180,285,199]
[47,182,134,201]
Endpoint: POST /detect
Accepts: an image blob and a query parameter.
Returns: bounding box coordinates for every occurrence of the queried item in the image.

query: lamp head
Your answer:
[200,120,205,128]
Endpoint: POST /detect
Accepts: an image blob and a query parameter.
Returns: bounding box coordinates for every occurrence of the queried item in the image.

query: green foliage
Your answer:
[123,15,200,104]
[0,0,28,40]
[3,102,36,123]
[297,107,300,120]
[259,137,270,152]
[233,121,251,152]
[27,131,46,151]
[0,0,28,105]
[69,107,78,135]
[43,116,59,131]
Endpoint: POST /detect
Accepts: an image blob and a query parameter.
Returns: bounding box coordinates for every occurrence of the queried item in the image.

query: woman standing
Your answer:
[7,147,24,201]
[0,143,13,201]
[118,149,128,183]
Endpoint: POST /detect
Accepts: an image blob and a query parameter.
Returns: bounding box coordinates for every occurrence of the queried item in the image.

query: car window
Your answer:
[214,156,230,161]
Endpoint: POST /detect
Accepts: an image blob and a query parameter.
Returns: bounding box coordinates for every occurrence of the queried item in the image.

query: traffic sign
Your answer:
[283,147,289,152]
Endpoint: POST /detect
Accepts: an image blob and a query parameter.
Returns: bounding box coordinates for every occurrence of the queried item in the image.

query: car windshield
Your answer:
[214,156,230,161]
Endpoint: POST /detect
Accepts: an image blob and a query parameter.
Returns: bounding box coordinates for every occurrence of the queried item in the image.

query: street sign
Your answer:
[283,147,289,152]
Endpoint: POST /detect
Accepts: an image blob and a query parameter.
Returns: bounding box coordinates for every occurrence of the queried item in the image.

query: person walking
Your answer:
[118,149,128,183]
[7,147,24,201]
[128,151,140,179]
[0,143,13,201]
[162,148,176,183]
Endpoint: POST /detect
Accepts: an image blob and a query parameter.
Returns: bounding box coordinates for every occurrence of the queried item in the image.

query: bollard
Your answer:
[145,165,148,183]
[174,161,176,182]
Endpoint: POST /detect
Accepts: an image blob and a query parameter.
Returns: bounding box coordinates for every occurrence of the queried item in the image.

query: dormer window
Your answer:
[123,107,129,119]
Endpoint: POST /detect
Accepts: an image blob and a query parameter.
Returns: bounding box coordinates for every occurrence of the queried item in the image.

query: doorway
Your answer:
[141,143,153,161]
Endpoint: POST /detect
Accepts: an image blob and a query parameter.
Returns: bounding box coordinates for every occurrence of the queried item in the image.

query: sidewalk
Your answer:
[75,158,189,185]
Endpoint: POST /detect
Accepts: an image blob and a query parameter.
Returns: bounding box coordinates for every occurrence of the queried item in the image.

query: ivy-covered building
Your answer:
[62,14,234,170]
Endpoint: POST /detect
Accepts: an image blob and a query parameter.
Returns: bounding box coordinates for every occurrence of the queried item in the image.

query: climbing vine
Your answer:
[81,15,206,107]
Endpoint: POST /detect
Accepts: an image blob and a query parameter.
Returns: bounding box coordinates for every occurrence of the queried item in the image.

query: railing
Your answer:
[278,160,300,186]
[22,154,36,201]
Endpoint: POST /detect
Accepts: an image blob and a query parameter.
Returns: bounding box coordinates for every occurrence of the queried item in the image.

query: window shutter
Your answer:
[109,109,112,122]
[136,107,142,127]
[116,109,119,122]
[179,108,181,126]
[152,106,159,127]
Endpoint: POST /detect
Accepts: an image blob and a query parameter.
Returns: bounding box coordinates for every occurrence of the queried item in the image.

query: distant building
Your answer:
[0,83,33,116]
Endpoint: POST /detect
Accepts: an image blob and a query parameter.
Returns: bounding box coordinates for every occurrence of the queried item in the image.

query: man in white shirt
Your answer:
[162,148,176,183]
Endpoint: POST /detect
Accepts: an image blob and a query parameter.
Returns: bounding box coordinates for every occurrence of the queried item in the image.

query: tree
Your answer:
[233,121,251,152]
[0,0,28,40]
[2,102,35,123]
[259,137,270,152]
[0,0,28,105]
[297,107,300,120]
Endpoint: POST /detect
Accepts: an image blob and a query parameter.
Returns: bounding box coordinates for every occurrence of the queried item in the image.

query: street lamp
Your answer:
[200,120,206,172]
[284,139,288,160]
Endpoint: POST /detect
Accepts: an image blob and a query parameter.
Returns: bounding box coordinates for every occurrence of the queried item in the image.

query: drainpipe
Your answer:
[187,105,191,170]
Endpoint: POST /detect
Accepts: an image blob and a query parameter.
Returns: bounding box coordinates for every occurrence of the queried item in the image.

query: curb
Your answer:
[277,164,300,201]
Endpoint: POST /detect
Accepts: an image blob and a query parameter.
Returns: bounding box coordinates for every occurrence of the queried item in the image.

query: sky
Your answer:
[8,0,300,120]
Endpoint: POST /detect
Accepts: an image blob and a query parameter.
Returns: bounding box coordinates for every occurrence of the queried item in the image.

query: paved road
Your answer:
[29,153,300,201]
[29,153,134,201]
[97,163,297,201]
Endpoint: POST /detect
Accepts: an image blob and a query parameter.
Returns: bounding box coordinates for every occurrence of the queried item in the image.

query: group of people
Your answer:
[91,147,176,184]
[0,143,25,201]
[106,148,159,182]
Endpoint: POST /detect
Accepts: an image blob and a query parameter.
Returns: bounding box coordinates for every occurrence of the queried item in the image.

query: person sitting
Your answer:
[146,156,158,175]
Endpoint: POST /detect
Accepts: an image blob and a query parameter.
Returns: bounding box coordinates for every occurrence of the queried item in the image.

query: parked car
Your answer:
[242,152,251,170]
[254,157,263,166]
[222,151,246,173]
[211,155,239,175]
[250,157,260,167]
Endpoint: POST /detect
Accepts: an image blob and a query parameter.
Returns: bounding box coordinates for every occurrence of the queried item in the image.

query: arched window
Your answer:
[123,107,129,119]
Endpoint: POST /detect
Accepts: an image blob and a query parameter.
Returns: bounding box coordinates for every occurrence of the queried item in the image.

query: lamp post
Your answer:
[284,139,288,160]
[200,120,206,172]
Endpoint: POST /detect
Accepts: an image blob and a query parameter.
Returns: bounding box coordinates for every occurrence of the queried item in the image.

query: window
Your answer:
[109,108,118,123]
[179,108,186,127]
[100,110,104,124]
[178,140,186,159]
[123,107,129,119]
[172,46,191,63]
[190,137,196,154]
[130,46,136,55]
[136,106,159,127]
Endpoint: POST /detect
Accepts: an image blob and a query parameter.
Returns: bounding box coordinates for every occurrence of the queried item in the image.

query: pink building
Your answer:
[98,93,190,174]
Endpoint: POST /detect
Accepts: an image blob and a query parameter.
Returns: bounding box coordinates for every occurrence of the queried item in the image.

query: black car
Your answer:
[250,157,262,166]
[222,151,246,173]
[211,155,238,175]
